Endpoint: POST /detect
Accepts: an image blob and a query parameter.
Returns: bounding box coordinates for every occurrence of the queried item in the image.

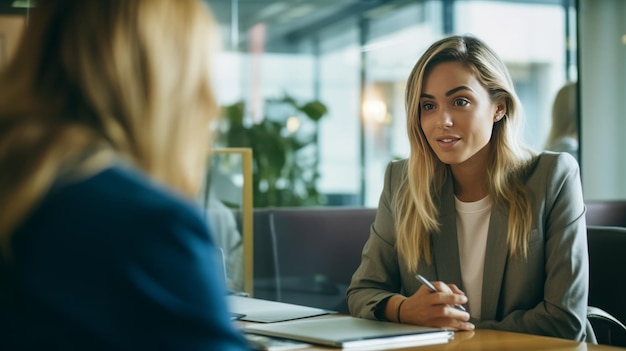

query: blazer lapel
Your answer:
[481,204,509,320]
[432,178,464,288]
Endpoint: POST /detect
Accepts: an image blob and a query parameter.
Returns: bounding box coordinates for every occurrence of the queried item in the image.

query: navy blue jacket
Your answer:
[1,164,250,350]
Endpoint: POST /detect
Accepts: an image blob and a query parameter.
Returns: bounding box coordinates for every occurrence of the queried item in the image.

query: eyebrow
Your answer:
[420,85,474,99]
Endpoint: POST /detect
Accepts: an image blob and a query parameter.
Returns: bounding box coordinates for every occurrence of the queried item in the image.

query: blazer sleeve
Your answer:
[476,153,591,341]
[347,160,403,320]
[6,168,251,350]
[119,199,250,350]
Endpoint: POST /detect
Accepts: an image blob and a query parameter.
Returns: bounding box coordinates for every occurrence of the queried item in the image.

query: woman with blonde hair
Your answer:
[0,0,249,349]
[347,35,594,342]
[545,82,579,161]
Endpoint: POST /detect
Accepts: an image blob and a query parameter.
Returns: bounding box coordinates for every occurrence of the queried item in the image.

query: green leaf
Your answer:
[300,101,327,122]
[224,101,245,127]
[218,97,326,207]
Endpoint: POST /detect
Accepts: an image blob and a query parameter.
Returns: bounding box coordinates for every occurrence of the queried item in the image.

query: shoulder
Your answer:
[59,164,205,230]
[17,163,210,254]
[385,159,408,184]
[529,151,579,179]
[10,164,247,350]
[89,164,201,213]
[523,151,583,202]
[13,163,214,275]
[389,158,408,170]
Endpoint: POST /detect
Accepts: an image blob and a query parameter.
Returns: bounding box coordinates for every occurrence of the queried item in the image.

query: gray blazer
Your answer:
[347,152,595,342]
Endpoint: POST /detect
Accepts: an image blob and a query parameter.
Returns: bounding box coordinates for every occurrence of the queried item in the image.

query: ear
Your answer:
[493,101,507,122]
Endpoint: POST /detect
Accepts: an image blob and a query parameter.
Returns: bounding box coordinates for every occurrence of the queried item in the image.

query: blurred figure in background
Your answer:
[545,82,579,162]
[204,190,244,293]
[0,0,249,349]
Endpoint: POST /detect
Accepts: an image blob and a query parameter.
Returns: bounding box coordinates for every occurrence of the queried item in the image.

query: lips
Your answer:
[437,135,460,142]
[436,136,460,148]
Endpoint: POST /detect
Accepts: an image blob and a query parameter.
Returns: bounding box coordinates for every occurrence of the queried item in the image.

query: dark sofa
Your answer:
[244,201,626,316]
[249,207,376,314]
[585,201,626,227]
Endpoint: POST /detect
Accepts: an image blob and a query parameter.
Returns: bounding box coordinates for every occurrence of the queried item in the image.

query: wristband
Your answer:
[396,298,406,323]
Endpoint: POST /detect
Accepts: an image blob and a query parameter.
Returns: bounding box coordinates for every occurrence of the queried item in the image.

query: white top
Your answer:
[455,195,492,319]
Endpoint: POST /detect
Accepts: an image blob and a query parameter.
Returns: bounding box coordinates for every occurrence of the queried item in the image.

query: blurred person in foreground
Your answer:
[347,35,594,342]
[0,0,249,349]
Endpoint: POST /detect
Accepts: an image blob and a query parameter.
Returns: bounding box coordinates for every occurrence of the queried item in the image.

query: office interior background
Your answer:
[0,0,624,206]
[3,2,626,345]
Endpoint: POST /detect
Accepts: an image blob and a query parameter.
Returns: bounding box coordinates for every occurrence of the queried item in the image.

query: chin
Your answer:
[434,153,462,165]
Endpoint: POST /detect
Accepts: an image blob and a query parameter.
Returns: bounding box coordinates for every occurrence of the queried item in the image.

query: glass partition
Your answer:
[202,148,253,296]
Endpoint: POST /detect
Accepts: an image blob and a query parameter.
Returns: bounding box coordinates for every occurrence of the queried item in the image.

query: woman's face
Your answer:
[419,61,504,169]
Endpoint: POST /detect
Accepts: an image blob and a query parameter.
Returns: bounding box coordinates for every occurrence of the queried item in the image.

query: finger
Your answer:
[442,304,471,321]
[452,294,468,308]
[426,290,468,309]
[447,284,466,295]
[454,320,475,331]
[430,317,475,331]
[426,302,471,321]
[431,281,452,293]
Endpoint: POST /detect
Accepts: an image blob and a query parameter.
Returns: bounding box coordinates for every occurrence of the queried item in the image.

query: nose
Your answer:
[436,108,453,128]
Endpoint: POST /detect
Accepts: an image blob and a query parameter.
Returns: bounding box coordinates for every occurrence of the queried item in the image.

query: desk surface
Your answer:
[245,327,625,350]
[406,330,623,351]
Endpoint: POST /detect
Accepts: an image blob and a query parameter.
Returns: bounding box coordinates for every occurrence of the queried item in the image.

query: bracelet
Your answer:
[396,298,406,324]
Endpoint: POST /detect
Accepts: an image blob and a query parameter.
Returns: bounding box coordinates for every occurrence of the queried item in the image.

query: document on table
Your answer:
[227,295,336,323]
[244,334,311,351]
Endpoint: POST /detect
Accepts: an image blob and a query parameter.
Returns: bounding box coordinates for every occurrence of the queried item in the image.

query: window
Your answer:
[211,0,578,207]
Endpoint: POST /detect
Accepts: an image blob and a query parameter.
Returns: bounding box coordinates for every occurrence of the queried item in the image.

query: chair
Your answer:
[264,207,376,314]
[585,201,626,227]
[586,225,626,346]
[243,207,377,313]
[249,209,281,301]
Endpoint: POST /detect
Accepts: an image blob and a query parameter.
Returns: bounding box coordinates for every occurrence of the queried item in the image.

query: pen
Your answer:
[415,274,467,312]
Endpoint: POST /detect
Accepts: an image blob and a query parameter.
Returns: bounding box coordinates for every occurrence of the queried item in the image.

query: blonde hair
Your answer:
[0,0,219,254]
[545,82,578,148]
[397,35,536,272]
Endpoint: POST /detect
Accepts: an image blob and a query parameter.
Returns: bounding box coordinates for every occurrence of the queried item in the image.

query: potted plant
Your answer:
[218,95,328,207]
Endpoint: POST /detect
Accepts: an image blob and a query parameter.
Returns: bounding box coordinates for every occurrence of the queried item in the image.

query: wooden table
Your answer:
[409,330,624,351]
[268,329,625,350]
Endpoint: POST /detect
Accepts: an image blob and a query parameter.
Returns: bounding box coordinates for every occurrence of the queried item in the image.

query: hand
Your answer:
[399,281,474,331]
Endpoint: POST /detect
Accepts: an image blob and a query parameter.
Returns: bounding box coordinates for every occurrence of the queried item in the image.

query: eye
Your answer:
[453,98,470,107]
[421,102,435,111]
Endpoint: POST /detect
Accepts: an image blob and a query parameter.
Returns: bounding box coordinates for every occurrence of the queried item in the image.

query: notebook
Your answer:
[244,334,311,351]
[227,295,336,323]
[244,316,453,350]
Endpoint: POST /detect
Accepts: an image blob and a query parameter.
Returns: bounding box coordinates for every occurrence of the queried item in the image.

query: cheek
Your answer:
[473,119,495,144]
[419,115,434,135]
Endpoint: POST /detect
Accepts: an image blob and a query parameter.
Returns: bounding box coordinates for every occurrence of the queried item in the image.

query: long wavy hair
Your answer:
[0,0,219,255]
[396,35,536,272]
[545,82,578,148]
